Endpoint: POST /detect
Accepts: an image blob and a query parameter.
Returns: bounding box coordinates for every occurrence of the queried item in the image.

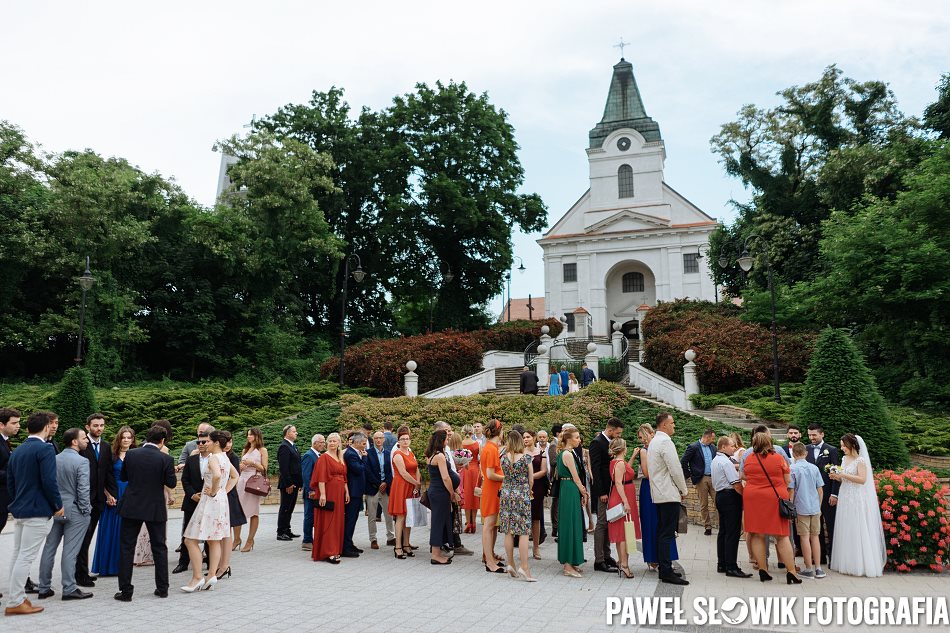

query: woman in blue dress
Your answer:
[92,426,136,576]
[547,369,562,396]
[634,424,678,571]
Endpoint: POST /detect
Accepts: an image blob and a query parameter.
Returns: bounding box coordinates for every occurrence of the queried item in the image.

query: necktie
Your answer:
[93,441,100,458]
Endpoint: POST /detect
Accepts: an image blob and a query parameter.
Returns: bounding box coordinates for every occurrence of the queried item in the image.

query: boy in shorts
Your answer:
[789,442,824,578]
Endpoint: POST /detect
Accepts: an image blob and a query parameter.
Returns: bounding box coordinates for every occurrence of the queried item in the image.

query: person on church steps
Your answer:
[547,369,561,396]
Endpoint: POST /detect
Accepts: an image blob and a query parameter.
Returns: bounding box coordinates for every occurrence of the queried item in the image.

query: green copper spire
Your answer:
[589,58,661,149]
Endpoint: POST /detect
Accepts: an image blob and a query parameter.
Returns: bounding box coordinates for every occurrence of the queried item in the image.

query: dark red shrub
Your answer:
[470,318,563,352]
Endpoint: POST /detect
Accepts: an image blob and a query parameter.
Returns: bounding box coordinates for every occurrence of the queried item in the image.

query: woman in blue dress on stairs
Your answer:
[92,426,136,576]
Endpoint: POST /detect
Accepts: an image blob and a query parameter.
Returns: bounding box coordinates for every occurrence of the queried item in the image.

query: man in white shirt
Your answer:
[647,412,689,585]
[473,422,486,448]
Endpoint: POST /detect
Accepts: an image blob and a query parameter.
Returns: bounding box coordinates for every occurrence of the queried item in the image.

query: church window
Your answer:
[563,263,577,283]
[622,272,644,293]
[565,313,575,332]
[618,165,634,198]
[683,253,699,274]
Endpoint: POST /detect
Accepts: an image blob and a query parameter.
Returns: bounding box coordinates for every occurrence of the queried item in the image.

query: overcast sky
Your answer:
[3,1,947,317]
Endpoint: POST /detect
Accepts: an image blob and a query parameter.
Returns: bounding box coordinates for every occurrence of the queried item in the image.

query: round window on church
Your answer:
[616,137,631,151]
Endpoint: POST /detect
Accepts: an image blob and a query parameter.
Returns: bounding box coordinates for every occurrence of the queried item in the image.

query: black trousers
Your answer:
[715,489,743,570]
[655,502,679,577]
[178,506,195,567]
[118,518,168,594]
[75,503,103,580]
[277,486,299,535]
[819,497,837,564]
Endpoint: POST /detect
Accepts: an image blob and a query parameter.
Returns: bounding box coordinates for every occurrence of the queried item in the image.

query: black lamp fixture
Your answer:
[338,253,366,388]
[74,256,95,365]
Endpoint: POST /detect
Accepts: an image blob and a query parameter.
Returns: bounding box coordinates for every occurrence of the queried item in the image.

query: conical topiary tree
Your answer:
[51,366,98,432]
[794,328,909,469]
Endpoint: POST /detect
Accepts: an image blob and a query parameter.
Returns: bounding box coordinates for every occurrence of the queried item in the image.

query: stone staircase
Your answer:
[690,405,788,442]
[481,367,524,396]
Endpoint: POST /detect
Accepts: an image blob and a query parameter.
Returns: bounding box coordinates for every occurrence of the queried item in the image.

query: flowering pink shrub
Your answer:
[876,468,950,572]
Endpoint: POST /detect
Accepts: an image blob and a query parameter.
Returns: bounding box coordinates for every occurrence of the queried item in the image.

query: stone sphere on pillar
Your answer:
[537,344,548,355]
[612,322,621,332]
[406,360,417,372]
[684,349,696,362]
[541,325,549,335]
[586,342,597,353]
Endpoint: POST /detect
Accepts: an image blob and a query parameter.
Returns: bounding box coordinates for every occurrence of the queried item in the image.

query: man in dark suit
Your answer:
[75,413,115,587]
[806,423,840,567]
[4,412,63,616]
[680,428,717,535]
[172,430,210,573]
[342,433,368,557]
[115,425,176,601]
[0,408,22,541]
[519,366,539,395]
[589,417,623,573]
[581,362,597,387]
[364,430,394,549]
[276,424,302,540]
[300,433,325,551]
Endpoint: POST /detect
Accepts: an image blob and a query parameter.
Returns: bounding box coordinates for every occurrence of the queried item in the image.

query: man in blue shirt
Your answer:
[580,362,597,387]
[680,429,717,535]
[4,412,63,616]
[558,365,570,395]
[789,442,825,579]
[300,434,325,551]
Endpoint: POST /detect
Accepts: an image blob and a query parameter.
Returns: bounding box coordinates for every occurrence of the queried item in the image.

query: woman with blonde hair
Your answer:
[567,373,580,393]
[607,438,641,578]
[729,432,747,463]
[460,423,480,533]
[235,427,268,552]
[310,432,348,564]
[556,427,587,577]
[388,426,420,559]
[499,431,535,581]
[480,419,506,572]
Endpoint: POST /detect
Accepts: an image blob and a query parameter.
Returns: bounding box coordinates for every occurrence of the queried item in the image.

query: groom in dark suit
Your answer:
[589,417,624,573]
[115,425,176,601]
[75,413,115,587]
[343,433,367,557]
[806,423,840,566]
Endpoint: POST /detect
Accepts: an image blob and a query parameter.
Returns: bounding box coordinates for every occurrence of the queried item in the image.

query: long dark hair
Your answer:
[425,429,448,459]
[243,427,264,455]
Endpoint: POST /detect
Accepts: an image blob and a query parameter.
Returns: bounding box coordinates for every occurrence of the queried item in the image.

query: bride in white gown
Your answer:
[828,433,886,577]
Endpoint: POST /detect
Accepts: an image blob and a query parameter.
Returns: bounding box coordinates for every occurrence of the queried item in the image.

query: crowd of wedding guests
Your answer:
[3,402,887,617]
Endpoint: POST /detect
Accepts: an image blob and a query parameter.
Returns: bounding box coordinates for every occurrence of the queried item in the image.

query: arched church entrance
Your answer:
[605,260,656,334]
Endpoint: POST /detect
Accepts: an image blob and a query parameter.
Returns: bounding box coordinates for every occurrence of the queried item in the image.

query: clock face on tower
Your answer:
[616,137,631,151]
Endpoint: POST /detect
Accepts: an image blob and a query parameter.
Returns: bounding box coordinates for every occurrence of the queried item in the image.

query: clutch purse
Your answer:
[244,473,271,497]
[316,500,335,511]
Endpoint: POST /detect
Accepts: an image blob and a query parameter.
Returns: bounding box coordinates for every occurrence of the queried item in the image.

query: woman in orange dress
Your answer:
[460,424,481,533]
[388,426,421,559]
[606,438,641,578]
[742,432,800,583]
[310,433,348,564]
[479,419,506,573]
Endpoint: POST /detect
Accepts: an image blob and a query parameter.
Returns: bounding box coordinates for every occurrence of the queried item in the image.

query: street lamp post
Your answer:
[428,262,454,333]
[338,253,366,388]
[74,256,95,365]
[506,256,526,322]
[734,236,782,403]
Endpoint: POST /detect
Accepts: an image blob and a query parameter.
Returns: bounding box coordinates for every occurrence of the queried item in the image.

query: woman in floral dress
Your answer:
[498,431,536,581]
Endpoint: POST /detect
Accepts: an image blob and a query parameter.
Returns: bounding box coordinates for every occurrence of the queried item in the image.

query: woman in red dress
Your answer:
[310,432,348,564]
[742,432,800,583]
[606,438,641,578]
[460,424,481,533]
[388,426,421,559]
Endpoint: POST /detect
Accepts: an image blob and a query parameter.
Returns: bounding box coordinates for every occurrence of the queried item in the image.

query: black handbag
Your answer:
[754,452,797,521]
[315,500,335,511]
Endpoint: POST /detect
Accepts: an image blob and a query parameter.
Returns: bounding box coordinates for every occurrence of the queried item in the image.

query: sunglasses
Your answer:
[197,439,210,445]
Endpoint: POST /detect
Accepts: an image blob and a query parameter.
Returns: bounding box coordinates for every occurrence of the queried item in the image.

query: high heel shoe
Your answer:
[394,547,406,560]
[617,565,634,579]
[786,572,802,585]
[240,539,254,553]
[202,576,218,591]
[532,548,542,560]
[180,579,205,593]
[405,547,415,558]
[758,569,773,582]
[507,566,519,579]
[231,539,242,552]
[484,564,506,574]
[430,558,452,565]
[214,567,231,579]
[517,567,537,582]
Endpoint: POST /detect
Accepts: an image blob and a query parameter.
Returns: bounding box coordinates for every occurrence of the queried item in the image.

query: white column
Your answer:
[611,323,623,359]
[537,327,552,386]
[404,360,419,397]
[585,342,599,379]
[682,350,699,410]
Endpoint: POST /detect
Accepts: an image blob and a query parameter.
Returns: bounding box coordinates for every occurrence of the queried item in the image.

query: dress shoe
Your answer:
[24,578,37,594]
[37,589,55,599]
[175,545,182,553]
[276,534,292,541]
[370,540,379,550]
[726,568,753,578]
[341,550,359,558]
[301,542,313,551]
[62,589,93,601]
[594,561,619,573]
[4,600,43,616]
[386,538,396,546]
[76,577,96,588]
[704,528,712,536]
[660,574,689,585]
[113,591,133,602]
[172,563,189,574]
[287,532,301,538]
[354,547,364,553]
[154,590,168,598]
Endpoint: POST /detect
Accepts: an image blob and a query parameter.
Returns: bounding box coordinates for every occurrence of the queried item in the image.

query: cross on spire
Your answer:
[614,37,630,60]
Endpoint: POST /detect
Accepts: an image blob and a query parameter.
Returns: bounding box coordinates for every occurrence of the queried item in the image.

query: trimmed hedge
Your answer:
[338,381,631,462]
[320,319,564,397]
[51,367,97,432]
[642,300,815,393]
[614,399,745,455]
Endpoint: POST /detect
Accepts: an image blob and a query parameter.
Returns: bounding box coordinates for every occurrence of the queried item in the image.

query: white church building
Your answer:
[540,58,718,339]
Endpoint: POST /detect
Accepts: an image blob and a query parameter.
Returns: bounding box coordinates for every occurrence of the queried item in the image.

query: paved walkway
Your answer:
[1,507,944,632]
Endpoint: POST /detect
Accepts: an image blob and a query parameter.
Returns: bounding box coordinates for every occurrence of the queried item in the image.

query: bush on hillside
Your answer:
[320,330,483,397]
[228,403,342,475]
[642,300,815,393]
[614,399,745,455]
[794,328,909,469]
[876,468,950,572]
[51,367,98,436]
[471,318,563,352]
[338,381,631,461]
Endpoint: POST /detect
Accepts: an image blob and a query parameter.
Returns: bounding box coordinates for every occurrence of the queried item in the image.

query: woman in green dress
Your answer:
[557,426,588,578]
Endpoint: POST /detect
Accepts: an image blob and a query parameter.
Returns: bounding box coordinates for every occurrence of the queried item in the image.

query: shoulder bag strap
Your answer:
[754,452,783,502]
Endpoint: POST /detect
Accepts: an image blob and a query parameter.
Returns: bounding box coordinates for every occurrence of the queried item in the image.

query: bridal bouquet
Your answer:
[824,464,841,475]
[452,448,473,470]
